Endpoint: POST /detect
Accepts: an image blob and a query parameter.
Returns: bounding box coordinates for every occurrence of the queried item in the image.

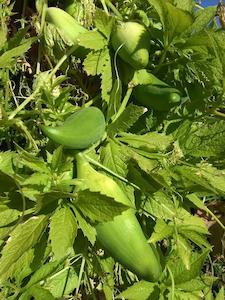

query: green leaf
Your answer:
[44,267,78,298]
[76,190,129,223]
[36,191,74,214]
[166,249,210,285]
[49,206,77,260]
[0,37,36,68]
[215,287,224,300]
[186,6,216,35]
[167,289,203,300]
[78,30,107,50]
[0,215,48,281]
[143,191,176,220]
[149,219,174,243]
[118,132,173,152]
[176,234,192,270]
[72,207,96,245]
[107,104,145,137]
[172,0,195,12]
[94,9,114,40]
[22,285,55,300]
[83,48,112,103]
[100,139,135,203]
[116,280,156,300]
[25,259,65,290]
[176,277,211,292]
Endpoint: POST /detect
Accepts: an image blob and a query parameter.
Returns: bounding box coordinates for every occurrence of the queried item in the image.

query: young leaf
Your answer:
[76,190,129,223]
[49,206,77,260]
[0,215,48,280]
[149,219,174,244]
[94,9,115,40]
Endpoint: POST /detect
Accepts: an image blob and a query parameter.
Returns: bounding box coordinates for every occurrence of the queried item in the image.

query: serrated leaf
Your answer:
[107,104,145,136]
[72,207,96,245]
[83,48,112,103]
[94,9,114,39]
[143,191,176,220]
[149,220,174,243]
[176,234,192,270]
[116,280,156,300]
[76,190,129,223]
[167,289,203,300]
[0,37,36,68]
[186,6,216,35]
[179,230,211,249]
[166,249,210,285]
[119,132,173,152]
[0,215,48,281]
[78,30,107,50]
[49,206,77,260]
[22,173,50,186]
[176,277,210,292]
[175,119,225,158]
[36,191,74,214]
[44,267,78,298]
[100,139,135,204]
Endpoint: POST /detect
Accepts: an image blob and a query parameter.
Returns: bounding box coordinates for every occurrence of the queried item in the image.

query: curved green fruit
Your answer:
[41,107,105,149]
[45,7,87,47]
[133,85,181,111]
[76,154,162,282]
[111,21,150,69]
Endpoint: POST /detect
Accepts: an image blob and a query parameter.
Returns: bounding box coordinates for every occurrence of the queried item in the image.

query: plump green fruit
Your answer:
[41,107,105,149]
[133,85,181,111]
[45,7,87,47]
[111,21,150,69]
[76,154,162,282]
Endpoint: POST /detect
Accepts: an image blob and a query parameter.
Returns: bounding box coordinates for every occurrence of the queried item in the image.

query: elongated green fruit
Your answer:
[45,7,87,47]
[76,154,162,282]
[41,107,105,149]
[120,65,181,111]
[111,21,150,69]
[133,84,181,111]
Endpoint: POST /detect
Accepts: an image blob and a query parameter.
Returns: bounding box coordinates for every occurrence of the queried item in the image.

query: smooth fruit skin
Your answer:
[76,154,162,282]
[133,85,181,111]
[45,7,87,46]
[111,22,150,69]
[41,107,105,149]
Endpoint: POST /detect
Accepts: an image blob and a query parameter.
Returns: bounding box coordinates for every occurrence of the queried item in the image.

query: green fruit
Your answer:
[133,85,181,111]
[76,154,162,282]
[41,107,105,149]
[45,7,87,47]
[111,21,150,69]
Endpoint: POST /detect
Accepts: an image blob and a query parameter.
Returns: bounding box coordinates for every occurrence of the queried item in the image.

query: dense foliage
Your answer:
[0,0,224,299]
